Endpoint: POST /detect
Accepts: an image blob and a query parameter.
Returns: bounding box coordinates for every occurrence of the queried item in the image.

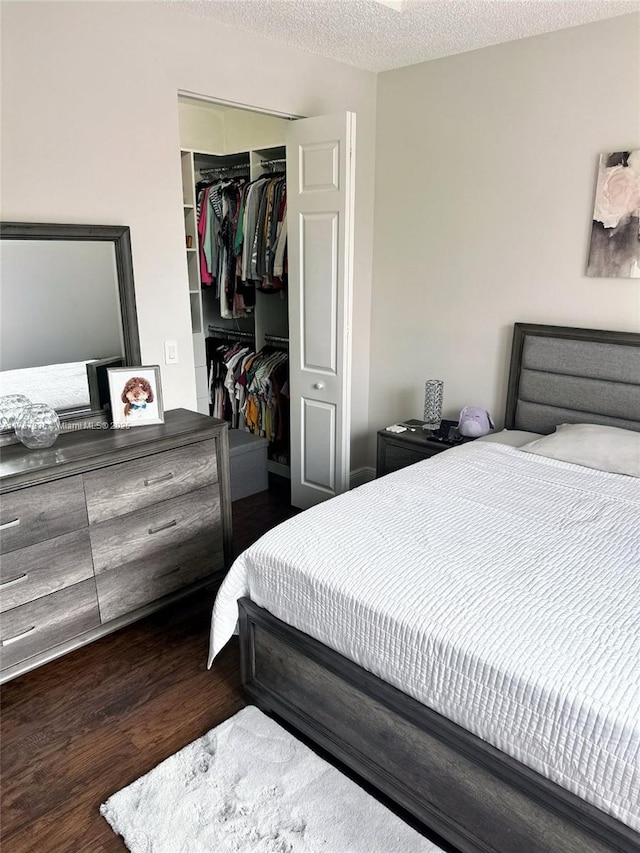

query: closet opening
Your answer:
[178,94,295,504]
[179,94,356,512]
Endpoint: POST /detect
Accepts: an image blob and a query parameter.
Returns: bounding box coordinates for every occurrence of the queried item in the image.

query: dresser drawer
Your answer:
[96,547,223,623]
[90,485,221,575]
[83,439,218,524]
[0,529,94,613]
[0,476,87,554]
[94,486,225,623]
[94,488,224,622]
[0,579,100,671]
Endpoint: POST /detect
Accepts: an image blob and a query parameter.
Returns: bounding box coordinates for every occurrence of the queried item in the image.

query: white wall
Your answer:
[0,0,376,469]
[178,98,289,154]
[370,14,640,454]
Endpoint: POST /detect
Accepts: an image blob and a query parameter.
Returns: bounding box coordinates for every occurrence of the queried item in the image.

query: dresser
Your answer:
[0,409,232,683]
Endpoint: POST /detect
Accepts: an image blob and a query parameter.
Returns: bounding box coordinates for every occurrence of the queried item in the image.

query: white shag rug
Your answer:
[101,705,445,853]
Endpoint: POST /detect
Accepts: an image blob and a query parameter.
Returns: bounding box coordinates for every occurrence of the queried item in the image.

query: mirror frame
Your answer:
[0,222,141,438]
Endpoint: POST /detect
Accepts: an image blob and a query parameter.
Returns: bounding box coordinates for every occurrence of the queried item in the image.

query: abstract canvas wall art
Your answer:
[586,150,640,278]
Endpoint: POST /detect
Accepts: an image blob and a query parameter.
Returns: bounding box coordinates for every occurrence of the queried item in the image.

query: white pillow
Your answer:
[477,429,542,448]
[519,423,640,477]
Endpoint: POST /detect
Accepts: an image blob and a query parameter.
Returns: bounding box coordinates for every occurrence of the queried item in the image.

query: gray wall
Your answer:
[370,13,640,455]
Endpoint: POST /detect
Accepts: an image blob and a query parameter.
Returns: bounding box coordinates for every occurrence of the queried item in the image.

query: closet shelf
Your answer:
[181,146,226,158]
[183,203,194,209]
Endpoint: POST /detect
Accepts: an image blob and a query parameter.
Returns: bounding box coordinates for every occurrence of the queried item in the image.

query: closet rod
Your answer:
[208,325,254,341]
[263,333,289,346]
[199,163,249,175]
[260,158,286,167]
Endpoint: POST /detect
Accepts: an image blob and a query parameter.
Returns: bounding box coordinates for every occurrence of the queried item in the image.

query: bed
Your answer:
[209,323,640,853]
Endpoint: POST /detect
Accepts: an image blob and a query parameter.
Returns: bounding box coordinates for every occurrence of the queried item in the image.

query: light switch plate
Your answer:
[164,340,179,364]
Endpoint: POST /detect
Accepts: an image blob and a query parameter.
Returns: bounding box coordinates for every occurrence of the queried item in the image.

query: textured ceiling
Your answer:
[171,0,639,72]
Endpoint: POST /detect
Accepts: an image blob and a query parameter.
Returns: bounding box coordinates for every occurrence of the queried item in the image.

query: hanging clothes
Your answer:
[240,174,287,292]
[197,177,254,319]
[206,335,255,429]
[241,346,289,462]
[196,172,287,319]
[205,335,289,463]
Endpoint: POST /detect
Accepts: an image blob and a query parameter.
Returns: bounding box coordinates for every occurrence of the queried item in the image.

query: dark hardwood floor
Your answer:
[1,478,456,853]
[0,482,298,853]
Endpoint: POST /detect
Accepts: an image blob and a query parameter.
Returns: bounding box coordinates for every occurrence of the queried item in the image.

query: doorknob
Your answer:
[313,382,325,390]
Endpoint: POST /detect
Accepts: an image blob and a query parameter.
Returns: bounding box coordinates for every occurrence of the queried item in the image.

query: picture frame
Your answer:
[586,149,640,278]
[106,365,164,428]
[86,356,124,411]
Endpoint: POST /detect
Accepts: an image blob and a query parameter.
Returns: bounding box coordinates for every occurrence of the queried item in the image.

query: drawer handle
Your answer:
[2,625,36,647]
[0,518,20,532]
[155,566,182,580]
[144,473,174,487]
[0,573,28,590]
[148,520,177,536]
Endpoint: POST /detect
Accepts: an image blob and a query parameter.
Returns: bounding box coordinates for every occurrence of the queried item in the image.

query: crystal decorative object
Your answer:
[14,403,61,449]
[423,380,444,431]
[0,394,32,430]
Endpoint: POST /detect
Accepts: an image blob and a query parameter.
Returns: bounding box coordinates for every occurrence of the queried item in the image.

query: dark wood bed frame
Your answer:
[238,323,640,853]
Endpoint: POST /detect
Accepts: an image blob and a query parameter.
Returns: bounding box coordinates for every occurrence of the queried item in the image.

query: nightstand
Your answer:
[376,419,475,477]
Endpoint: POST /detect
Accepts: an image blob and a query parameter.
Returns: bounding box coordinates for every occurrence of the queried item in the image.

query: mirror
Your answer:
[0,223,141,438]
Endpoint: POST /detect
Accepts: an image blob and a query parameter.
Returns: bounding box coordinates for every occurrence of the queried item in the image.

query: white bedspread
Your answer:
[209,441,640,830]
[0,361,93,410]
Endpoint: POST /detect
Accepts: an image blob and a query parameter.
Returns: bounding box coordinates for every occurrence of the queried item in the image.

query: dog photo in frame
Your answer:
[107,366,164,427]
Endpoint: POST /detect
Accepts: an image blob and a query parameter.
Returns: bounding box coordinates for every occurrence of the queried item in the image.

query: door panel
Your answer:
[300,142,340,191]
[302,399,336,492]
[287,112,356,509]
[301,212,338,372]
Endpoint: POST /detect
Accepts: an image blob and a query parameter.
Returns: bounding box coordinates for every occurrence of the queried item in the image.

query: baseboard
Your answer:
[350,466,376,489]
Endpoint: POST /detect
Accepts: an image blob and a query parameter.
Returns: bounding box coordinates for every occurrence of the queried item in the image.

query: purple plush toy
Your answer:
[458,406,494,438]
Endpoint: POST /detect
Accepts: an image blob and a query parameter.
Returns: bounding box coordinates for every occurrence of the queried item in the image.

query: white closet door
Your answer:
[287,112,356,510]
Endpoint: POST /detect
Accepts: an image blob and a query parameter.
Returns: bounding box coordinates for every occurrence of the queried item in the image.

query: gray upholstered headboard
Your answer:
[504,323,640,434]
